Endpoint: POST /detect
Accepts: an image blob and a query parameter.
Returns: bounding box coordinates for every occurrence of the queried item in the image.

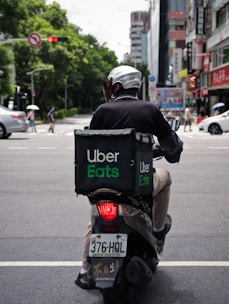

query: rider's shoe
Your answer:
[153,214,172,254]
[75,272,94,289]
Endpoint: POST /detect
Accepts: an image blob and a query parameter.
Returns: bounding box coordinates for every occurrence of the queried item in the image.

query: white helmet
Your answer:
[103,65,142,101]
[108,65,142,89]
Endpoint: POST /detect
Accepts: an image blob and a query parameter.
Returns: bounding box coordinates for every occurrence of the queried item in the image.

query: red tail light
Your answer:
[96,201,118,222]
[11,115,24,119]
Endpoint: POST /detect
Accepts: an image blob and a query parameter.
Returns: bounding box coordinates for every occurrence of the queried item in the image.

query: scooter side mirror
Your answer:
[167,119,180,132]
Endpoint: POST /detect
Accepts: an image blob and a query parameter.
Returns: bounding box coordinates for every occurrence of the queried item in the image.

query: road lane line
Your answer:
[209,146,229,149]
[38,146,56,150]
[8,147,28,150]
[0,261,228,267]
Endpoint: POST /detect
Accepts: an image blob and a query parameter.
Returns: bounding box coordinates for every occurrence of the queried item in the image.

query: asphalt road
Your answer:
[0,116,229,304]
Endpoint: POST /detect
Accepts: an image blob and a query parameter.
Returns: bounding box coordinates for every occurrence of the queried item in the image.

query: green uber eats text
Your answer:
[88,164,119,178]
[87,149,120,178]
[86,149,151,187]
[139,161,150,186]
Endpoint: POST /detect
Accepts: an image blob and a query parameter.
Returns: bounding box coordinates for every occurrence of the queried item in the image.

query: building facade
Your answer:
[129,11,148,65]
[146,0,186,87]
[185,0,229,115]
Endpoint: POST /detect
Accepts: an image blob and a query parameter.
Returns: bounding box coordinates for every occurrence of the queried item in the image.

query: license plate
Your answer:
[89,234,127,257]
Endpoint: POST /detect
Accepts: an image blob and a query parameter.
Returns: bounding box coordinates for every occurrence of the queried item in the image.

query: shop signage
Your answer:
[173,48,182,83]
[207,72,212,87]
[196,7,206,36]
[202,88,208,96]
[192,37,203,70]
[212,64,229,87]
[155,88,185,108]
[187,42,194,74]
[188,74,197,91]
[203,54,210,72]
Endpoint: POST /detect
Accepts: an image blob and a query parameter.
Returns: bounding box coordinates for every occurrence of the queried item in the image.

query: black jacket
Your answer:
[90,98,183,163]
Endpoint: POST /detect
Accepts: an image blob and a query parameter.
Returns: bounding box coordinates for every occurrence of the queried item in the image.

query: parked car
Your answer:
[0,105,28,139]
[199,110,229,135]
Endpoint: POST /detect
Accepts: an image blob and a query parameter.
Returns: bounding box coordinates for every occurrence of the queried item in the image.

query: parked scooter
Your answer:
[74,120,180,304]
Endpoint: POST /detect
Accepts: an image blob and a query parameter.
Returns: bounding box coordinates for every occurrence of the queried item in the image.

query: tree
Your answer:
[0,46,14,96]
[0,0,29,37]
[0,0,119,114]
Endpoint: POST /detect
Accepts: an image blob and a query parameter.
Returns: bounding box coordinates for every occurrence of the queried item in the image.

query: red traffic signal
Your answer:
[47,36,68,43]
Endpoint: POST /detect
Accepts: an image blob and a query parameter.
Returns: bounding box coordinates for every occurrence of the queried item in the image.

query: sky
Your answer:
[46,0,148,62]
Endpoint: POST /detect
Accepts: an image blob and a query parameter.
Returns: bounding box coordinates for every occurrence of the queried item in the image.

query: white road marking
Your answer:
[38,146,56,150]
[8,147,28,149]
[0,261,228,267]
[209,146,229,149]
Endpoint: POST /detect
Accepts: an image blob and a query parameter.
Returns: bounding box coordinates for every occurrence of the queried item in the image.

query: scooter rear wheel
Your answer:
[101,285,129,304]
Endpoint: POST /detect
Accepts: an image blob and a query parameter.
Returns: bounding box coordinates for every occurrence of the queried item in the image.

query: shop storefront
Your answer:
[207,63,229,113]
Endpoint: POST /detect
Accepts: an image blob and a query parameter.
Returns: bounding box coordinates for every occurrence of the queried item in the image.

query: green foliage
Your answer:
[0,0,29,37]
[0,46,14,95]
[54,107,79,119]
[0,0,126,116]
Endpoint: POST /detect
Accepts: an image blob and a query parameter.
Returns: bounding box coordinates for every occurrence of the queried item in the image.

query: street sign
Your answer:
[148,75,157,102]
[28,32,41,47]
[149,75,156,83]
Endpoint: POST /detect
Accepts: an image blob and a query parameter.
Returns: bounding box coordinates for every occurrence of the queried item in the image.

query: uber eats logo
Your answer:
[139,161,150,186]
[87,149,120,178]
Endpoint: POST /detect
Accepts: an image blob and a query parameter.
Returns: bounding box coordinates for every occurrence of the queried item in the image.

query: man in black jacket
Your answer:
[75,65,183,289]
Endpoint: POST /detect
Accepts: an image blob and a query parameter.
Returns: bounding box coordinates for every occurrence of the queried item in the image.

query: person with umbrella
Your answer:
[211,102,225,115]
[26,105,38,133]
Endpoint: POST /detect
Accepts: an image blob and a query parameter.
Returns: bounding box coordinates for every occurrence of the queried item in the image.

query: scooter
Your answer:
[74,121,179,304]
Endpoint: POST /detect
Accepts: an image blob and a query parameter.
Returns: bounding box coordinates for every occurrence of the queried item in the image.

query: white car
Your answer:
[199,110,229,135]
[0,105,28,139]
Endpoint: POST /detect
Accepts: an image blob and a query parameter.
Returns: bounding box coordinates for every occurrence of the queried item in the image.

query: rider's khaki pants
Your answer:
[81,168,172,270]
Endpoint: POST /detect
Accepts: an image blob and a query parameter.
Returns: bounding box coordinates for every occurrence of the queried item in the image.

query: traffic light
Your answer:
[47,36,68,43]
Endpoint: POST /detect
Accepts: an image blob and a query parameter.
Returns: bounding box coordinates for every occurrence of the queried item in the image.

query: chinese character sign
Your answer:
[156,88,185,108]
[173,48,182,84]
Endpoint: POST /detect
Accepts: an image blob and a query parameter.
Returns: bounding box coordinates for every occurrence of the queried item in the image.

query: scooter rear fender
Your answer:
[88,257,124,289]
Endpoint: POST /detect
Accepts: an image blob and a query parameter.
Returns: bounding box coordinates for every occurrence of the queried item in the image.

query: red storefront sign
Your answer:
[192,37,203,70]
[188,74,197,91]
[212,64,229,87]
[202,88,208,96]
[203,54,210,72]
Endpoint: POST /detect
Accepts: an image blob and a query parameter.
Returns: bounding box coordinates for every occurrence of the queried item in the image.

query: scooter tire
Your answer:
[102,286,129,304]
[147,257,158,273]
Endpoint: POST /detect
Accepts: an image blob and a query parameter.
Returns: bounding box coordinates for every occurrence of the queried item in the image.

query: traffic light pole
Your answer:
[26,68,48,105]
[65,84,74,110]
[0,37,47,45]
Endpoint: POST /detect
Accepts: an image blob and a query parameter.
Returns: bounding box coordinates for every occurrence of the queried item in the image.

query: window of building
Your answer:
[223,48,229,64]
[169,0,186,11]
[216,6,227,28]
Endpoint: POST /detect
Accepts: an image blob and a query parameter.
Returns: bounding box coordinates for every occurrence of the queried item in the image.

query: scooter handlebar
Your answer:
[153,144,164,159]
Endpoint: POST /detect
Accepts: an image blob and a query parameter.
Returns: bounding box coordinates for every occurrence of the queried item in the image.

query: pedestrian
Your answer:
[166,109,175,121]
[183,105,192,131]
[75,65,183,289]
[26,110,37,133]
[47,106,55,133]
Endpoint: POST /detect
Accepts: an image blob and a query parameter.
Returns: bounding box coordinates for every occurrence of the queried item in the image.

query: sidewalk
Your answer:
[177,123,200,135]
[56,114,92,125]
[57,114,201,135]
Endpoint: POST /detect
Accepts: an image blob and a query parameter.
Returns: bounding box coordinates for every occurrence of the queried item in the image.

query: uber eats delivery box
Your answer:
[74,128,154,196]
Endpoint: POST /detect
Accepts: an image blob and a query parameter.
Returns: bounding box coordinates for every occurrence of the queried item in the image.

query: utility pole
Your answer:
[64,84,74,110]
[26,68,48,105]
